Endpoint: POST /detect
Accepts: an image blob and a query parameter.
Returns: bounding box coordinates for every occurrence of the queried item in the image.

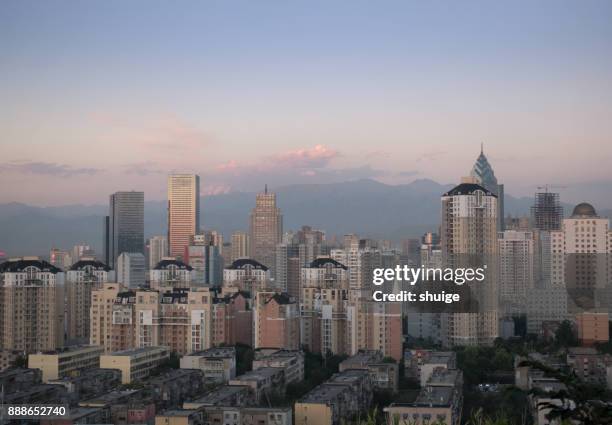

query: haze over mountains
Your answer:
[0,178,604,258]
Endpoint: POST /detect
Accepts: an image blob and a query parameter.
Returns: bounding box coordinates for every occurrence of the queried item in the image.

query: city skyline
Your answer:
[1,1,612,205]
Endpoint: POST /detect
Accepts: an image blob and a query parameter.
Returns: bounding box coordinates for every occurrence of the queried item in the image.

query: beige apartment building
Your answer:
[441,182,499,347]
[100,346,170,384]
[28,345,104,382]
[0,257,65,353]
[66,258,114,343]
[92,285,213,354]
[253,291,300,350]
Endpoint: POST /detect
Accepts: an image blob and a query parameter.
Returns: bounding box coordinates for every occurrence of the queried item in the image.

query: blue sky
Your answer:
[1,0,611,205]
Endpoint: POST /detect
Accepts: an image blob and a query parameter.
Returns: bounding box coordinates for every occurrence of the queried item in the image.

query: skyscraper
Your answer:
[531,190,563,231]
[469,145,505,231]
[249,186,282,271]
[116,252,145,289]
[105,191,145,268]
[168,174,200,259]
[441,182,499,346]
[231,231,250,262]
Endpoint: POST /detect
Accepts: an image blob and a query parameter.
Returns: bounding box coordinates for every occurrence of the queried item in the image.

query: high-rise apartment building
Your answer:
[254,292,300,350]
[92,285,213,354]
[149,258,196,291]
[231,231,250,262]
[249,186,282,272]
[148,236,168,270]
[168,174,200,259]
[301,258,349,355]
[441,182,499,346]
[498,231,534,317]
[0,257,65,353]
[49,248,72,270]
[66,258,114,344]
[224,259,271,294]
[105,191,144,268]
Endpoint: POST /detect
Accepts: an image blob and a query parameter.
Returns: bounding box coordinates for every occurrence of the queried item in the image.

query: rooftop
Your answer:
[69,259,111,271]
[188,385,250,405]
[153,258,193,271]
[413,386,455,407]
[106,346,169,357]
[186,346,236,358]
[0,257,61,274]
[231,367,283,382]
[309,257,348,270]
[226,258,269,271]
[299,383,350,403]
[443,183,496,198]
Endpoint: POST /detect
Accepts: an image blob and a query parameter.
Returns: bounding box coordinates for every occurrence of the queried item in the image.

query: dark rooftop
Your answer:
[309,257,348,270]
[225,258,268,271]
[443,183,496,197]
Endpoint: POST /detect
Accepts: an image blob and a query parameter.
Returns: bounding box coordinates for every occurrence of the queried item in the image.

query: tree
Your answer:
[555,320,578,348]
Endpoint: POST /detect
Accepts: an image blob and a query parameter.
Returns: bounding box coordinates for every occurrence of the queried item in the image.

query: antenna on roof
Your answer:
[481,142,484,155]
[264,184,268,194]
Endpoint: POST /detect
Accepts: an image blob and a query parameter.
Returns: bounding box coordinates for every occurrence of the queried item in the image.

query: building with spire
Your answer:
[466,144,505,231]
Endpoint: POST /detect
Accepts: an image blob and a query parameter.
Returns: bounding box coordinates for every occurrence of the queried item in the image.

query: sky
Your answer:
[1,0,611,206]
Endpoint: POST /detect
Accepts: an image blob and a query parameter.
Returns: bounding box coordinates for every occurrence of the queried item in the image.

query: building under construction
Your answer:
[531,191,563,231]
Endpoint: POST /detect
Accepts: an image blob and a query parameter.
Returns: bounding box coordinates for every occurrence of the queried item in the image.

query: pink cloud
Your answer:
[272,144,339,168]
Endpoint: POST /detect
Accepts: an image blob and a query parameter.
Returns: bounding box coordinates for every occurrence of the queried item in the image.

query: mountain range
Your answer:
[0,178,604,257]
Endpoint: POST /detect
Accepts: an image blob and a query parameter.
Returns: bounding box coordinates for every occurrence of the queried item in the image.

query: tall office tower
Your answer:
[104,191,144,268]
[0,257,65,353]
[468,145,505,231]
[66,257,114,344]
[148,236,168,270]
[441,182,499,347]
[223,259,271,293]
[531,190,563,231]
[253,291,300,350]
[498,231,534,317]
[231,231,250,262]
[168,174,201,259]
[150,258,196,291]
[275,243,300,292]
[249,186,282,272]
[300,258,349,355]
[116,252,145,289]
[185,235,223,287]
[401,238,421,266]
[49,248,72,270]
[90,282,123,352]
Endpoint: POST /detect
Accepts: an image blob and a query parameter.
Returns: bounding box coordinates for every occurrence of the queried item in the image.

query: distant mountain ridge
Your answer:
[0,178,601,257]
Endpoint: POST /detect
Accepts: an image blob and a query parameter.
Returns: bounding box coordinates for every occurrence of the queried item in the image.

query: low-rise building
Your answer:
[155,409,204,425]
[48,368,121,404]
[384,385,462,425]
[28,345,104,382]
[146,369,205,410]
[566,347,612,387]
[419,351,456,387]
[99,346,170,384]
[294,369,372,425]
[339,350,399,392]
[252,349,304,384]
[183,385,254,409]
[200,406,292,425]
[79,389,144,409]
[110,403,156,425]
[228,367,286,403]
[0,349,21,371]
[180,346,236,383]
[40,407,110,425]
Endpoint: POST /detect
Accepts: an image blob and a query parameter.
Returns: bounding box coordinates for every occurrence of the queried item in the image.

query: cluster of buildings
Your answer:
[0,148,610,423]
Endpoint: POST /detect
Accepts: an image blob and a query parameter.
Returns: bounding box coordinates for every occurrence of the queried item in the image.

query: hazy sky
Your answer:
[1,0,611,206]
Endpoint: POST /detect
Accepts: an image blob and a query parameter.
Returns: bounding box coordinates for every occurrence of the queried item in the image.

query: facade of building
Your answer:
[254,292,300,350]
[252,349,305,385]
[105,191,145,268]
[249,186,282,272]
[0,257,65,353]
[150,258,195,291]
[66,258,114,343]
[117,252,145,289]
[168,174,201,260]
[180,346,236,383]
[99,346,170,384]
[149,236,168,270]
[185,235,223,287]
[230,231,250,262]
[224,258,271,293]
[28,345,104,382]
[441,182,499,347]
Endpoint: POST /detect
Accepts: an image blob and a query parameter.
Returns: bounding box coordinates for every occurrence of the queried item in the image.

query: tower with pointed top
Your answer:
[468,145,505,231]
